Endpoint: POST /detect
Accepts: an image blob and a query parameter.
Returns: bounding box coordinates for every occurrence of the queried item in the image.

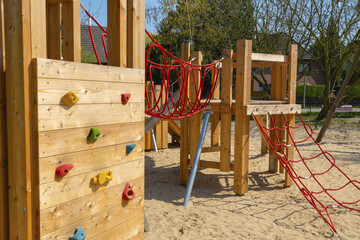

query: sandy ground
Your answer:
[144,117,360,240]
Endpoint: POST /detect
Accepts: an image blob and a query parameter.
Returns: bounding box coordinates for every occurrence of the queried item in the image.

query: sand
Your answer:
[144,118,360,240]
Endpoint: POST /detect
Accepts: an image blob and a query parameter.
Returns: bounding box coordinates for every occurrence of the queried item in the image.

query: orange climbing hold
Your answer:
[121,93,131,105]
[123,182,135,200]
[61,91,79,107]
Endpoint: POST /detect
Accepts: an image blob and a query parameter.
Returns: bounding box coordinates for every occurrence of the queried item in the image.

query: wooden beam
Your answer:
[199,160,234,171]
[107,0,127,67]
[234,40,252,195]
[62,0,81,62]
[211,60,220,147]
[220,49,233,172]
[46,3,61,59]
[47,0,73,4]
[252,53,288,63]
[161,86,168,149]
[154,85,162,148]
[201,146,220,153]
[4,0,46,238]
[246,104,301,115]
[180,43,191,185]
[0,0,8,239]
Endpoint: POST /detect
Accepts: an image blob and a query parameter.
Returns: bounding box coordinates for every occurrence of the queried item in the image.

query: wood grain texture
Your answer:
[40,158,144,209]
[39,121,143,157]
[40,177,144,235]
[36,58,145,83]
[37,102,143,131]
[246,104,301,116]
[46,3,61,60]
[62,0,81,62]
[38,79,144,104]
[39,140,144,184]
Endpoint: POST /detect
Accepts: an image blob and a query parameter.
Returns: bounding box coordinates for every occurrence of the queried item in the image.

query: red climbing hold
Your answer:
[121,93,131,105]
[123,182,135,200]
[56,164,73,177]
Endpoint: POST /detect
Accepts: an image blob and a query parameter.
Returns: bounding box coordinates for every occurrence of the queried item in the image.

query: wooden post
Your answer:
[260,115,268,154]
[161,86,168,149]
[279,63,288,174]
[107,0,127,67]
[220,49,233,172]
[46,2,61,60]
[180,43,190,185]
[211,61,220,147]
[0,0,8,238]
[4,0,46,238]
[145,82,154,150]
[62,0,81,62]
[154,85,162,148]
[189,51,203,166]
[285,45,298,187]
[234,40,252,195]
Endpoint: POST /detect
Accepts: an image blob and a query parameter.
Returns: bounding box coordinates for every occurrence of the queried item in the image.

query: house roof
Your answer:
[81,25,108,64]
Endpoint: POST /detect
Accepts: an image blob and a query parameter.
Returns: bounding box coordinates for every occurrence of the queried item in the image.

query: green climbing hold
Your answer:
[88,128,101,142]
[126,144,136,155]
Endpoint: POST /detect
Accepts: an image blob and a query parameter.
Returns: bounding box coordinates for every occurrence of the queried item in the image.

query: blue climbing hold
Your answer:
[69,227,86,240]
[126,144,136,155]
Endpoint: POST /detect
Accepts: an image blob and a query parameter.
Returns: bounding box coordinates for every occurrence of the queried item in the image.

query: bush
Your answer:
[296,85,324,98]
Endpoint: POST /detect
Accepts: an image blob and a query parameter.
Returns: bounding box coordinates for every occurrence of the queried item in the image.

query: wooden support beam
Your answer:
[220,49,233,172]
[127,0,145,69]
[211,61,220,147]
[107,0,127,67]
[253,115,270,152]
[234,40,252,195]
[161,86,168,148]
[189,51,202,167]
[154,85,162,148]
[145,82,153,150]
[199,161,234,171]
[0,0,8,238]
[180,43,191,185]
[4,0,46,238]
[201,146,220,153]
[252,53,288,63]
[246,104,301,116]
[46,2,61,59]
[62,0,81,62]
[47,0,73,4]
[260,115,269,154]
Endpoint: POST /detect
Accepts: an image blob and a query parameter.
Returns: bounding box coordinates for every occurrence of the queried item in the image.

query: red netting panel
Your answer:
[253,113,360,233]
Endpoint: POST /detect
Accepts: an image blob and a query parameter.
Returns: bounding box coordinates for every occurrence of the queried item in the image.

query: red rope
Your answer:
[253,112,360,233]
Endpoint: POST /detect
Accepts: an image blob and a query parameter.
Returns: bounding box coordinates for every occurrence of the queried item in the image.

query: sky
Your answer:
[81,0,159,32]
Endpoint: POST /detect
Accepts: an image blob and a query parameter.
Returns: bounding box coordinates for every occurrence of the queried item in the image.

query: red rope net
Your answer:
[253,112,360,233]
[83,8,223,119]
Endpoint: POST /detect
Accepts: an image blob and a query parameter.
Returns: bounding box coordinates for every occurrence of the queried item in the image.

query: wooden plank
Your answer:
[0,0,8,238]
[46,3,61,59]
[39,121,143,158]
[40,158,144,209]
[220,49,233,172]
[38,79,144,104]
[5,0,46,237]
[253,115,270,151]
[180,43,190,185]
[161,86,168,148]
[246,104,301,116]
[107,0,127,68]
[211,60,220,146]
[189,51,202,166]
[47,0,73,4]
[251,61,287,68]
[62,0,81,62]
[168,120,181,143]
[234,40,252,195]
[285,114,295,187]
[40,177,143,235]
[288,45,298,104]
[145,82,153,150]
[260,115,269,154]
[37,102,143,131]
[279,64,288,174]
[39,140,144,184]
[88,214,144,240]
[40,192,143,239]
[201,146,220,153]
[36,58,145,83]
[199,160,234,171]
[252,53,288,63]
[127,0,145,69]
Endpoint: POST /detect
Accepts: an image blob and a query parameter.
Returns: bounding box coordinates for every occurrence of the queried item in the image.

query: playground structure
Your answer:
[177,41,301,194]
[0,0,145,239]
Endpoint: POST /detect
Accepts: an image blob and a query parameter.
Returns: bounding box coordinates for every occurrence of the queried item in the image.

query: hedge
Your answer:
[296,85,324,98]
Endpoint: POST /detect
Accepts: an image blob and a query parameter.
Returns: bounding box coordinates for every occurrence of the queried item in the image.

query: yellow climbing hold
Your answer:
[91,171,113,185]
[61,91,79,107]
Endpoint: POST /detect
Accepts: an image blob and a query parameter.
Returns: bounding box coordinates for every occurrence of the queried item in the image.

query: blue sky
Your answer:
[81,0,159,32]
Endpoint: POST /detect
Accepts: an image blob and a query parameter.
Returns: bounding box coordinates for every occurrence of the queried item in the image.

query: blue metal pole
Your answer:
[183,112,211,206]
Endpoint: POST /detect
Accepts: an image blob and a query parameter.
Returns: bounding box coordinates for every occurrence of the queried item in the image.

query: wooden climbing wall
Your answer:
[33,58,145,239]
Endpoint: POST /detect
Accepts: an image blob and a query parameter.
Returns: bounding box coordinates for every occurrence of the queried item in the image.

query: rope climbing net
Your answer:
[253,112,360,233]
[82,7,224,119]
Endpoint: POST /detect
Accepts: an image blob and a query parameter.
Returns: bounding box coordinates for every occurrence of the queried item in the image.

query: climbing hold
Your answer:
[56,164,74,177]
[68,227,86,240]
[123,182,135,201]
[87,128,101,142]
[126,144,136,155]
[61,91,79,107]
[91,171,113,185]
[121,93,131,105]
